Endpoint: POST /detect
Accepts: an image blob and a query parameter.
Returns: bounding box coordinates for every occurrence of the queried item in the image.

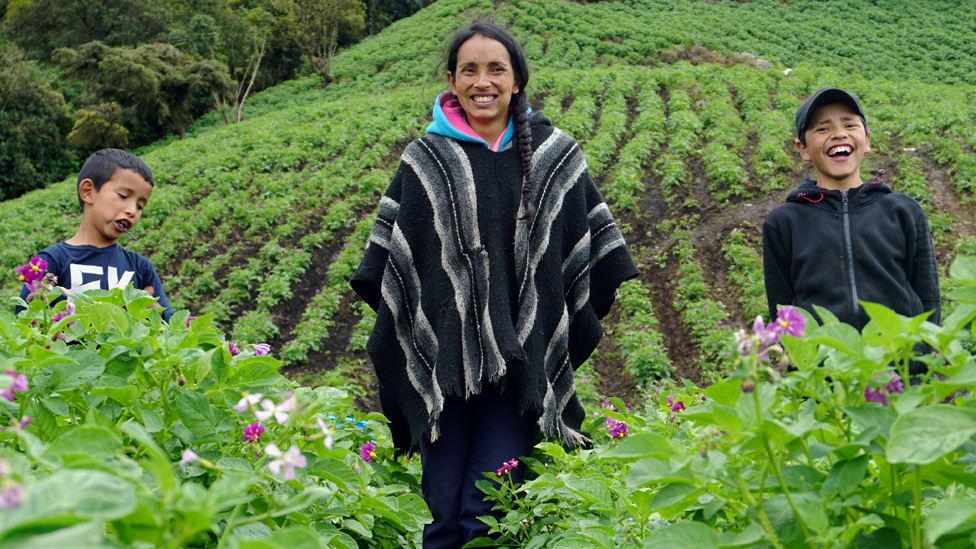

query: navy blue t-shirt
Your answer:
[18,242,173,321]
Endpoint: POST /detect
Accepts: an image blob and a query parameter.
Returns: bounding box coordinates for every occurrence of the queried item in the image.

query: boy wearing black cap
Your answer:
[762,87,940,366]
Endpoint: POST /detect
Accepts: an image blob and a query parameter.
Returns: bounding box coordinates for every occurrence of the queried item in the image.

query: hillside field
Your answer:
[4,0,976,401]
[7,1,976,547]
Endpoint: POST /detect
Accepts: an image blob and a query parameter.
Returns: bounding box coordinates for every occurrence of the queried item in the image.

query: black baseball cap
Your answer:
[795,87,867,144]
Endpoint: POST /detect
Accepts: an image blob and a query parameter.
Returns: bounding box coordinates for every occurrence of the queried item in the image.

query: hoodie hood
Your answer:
[426,91,527,152]
[786,175,891,208]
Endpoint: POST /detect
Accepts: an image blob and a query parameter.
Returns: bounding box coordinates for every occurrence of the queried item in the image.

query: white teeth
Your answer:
[472,96,494,103]
[828,145,853,156]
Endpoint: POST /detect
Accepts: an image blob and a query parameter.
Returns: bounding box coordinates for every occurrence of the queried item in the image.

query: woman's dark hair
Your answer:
[446,22,536,223]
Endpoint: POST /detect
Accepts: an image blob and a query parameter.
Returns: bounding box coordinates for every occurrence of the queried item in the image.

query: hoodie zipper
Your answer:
[842,191,860,324]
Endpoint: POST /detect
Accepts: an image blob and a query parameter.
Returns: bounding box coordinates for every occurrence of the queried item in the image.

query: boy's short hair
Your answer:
[76,148,154,210]
[795,88,867,145]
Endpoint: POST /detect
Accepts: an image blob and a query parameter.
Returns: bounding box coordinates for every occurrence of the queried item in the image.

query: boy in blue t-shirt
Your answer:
[19,148,173,320]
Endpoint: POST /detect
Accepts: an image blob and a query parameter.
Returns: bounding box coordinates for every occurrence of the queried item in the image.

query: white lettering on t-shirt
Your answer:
[68,264,135,293]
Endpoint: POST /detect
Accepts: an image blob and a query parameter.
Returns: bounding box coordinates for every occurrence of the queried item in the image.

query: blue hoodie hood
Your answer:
[426,91,524,152]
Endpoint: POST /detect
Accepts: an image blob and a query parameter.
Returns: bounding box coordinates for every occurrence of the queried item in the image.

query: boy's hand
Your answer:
[143,285,162,308]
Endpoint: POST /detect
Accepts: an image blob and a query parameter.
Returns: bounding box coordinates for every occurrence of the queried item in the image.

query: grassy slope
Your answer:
[3,0,976,395]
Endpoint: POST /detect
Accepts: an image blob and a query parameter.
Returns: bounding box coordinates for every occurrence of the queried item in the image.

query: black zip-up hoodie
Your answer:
[763,176,940,332]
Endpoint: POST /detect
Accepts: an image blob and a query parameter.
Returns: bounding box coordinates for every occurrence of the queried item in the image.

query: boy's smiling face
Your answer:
[796,102,871,191]
[79,168,153,246]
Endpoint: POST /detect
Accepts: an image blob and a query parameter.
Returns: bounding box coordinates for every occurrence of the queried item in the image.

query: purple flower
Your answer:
[0,484,23,510]
[265,444,307,480]
[185,316,196,328]
[770,306,806,338]
[606,417,629,439]
[179,449,200,465]
[670,400,686,413]
[252,343,271,357]
[865,386,889,405]
[496,458,520,476]
[360,442,376,463]
[243,422,265,443]
[15,256,47,285]
[884,373,905,394]
[601,398,616,411]
[1,371,28,402]
[229,342,239,356]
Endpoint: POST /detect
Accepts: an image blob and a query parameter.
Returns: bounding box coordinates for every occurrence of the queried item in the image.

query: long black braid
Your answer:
[512,91,536,223]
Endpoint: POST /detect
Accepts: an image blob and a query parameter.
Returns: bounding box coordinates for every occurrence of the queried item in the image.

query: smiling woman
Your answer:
[351,21,639,548]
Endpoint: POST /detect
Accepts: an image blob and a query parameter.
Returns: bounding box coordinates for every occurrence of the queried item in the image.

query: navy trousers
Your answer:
[419,387,539,548]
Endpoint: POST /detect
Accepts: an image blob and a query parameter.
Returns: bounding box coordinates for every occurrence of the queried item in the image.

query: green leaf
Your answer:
[861,302,904,342]
[83,302,130,333]
[888,405,976,464]
[625,458,695,488]
[209,472,257,511]
[0,519,104,548]
[852,526,902,548]
[950,255,976,281]
[270,487,333,518]
[774,399,830,437]
[606,432,677,459]
[49,351,105,392]
[0,470,135,532]
[134,407,164,432]
[312,523,358,549]
[822,455,870,500]
[641,521,718,548]
[306,459,360,490]
[226,359,284,390]
[176,391,224,437]
[44,425,122,459]
[844,405,897,441]
[40,396,69,417]
[121,421,176,493]
[806,322,862,355]
[90,385,139,408]
[649,482,697,509]
[702,378,742,407]
[925,498,976,543]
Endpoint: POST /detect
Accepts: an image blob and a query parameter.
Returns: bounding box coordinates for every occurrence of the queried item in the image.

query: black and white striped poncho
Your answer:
[351,116,638,450]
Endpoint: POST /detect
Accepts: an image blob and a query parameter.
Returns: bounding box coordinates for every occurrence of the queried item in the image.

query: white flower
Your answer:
[316,417,334,449]
[265,443,307,481]
[234,392,263,413]
[255,398,292,424]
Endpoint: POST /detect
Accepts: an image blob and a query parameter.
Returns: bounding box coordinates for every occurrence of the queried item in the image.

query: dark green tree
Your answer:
[364,0,433,34]
[2,0,168,60]
[0,41,73,200]
[54,41,234,139]
[274,0,366,78]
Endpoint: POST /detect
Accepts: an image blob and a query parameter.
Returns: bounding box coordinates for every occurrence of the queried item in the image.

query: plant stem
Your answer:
[912,466,922,549]
[755,387,814,547]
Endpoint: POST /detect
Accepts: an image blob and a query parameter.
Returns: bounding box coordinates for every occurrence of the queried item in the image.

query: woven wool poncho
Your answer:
[351,115,638,450]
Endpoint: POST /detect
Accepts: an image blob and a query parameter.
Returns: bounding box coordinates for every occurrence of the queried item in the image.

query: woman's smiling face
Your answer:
[447,34,520,143]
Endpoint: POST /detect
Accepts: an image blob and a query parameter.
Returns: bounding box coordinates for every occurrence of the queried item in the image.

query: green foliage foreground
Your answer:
[4,257,976,547]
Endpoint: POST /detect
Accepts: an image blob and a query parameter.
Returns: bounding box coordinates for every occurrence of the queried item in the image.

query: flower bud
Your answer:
[741,377,756,393]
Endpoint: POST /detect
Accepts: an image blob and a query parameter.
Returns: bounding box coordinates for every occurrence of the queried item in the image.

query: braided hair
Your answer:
[446,22,536,223]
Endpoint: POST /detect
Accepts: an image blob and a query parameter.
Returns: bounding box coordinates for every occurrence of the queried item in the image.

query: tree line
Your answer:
[0,0,432,200]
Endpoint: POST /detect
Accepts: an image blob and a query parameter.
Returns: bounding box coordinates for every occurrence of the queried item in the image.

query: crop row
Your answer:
[670,227,737,382]
[609,279,673,385]
[721,228,766,322]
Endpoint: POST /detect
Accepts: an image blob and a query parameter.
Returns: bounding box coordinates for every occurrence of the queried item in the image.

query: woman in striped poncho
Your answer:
[351,22,638,548]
